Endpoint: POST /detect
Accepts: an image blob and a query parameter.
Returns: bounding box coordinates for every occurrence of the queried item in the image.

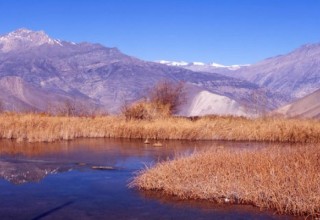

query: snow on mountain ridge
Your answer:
[157,60,189,66]
[210,62,226,68]
[191,62,205,66]
[157,60,250,71]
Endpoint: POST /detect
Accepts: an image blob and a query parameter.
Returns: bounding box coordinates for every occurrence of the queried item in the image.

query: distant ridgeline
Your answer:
[0,29,320,118]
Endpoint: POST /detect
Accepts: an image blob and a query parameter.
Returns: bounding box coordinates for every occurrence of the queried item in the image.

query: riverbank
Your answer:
[0,113,319,143]
[130,144,320,217]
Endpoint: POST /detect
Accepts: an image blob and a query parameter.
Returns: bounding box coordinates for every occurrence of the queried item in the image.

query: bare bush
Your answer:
[121,80,185,120]
[0,100,4,113]
[47,100,99,117]
[149,80,186,114]
[56,100,77,116]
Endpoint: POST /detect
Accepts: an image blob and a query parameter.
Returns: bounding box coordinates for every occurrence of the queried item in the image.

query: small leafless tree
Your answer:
[47,100,78,116]
[251,88,269,116]
[149,80,186,114]
[52,99,101,117]
[0,100,4,113]
[121,80,186,120]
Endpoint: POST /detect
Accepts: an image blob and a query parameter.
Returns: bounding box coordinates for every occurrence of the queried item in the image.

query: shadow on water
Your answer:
[32,201,74,220]
[0,138,303,219]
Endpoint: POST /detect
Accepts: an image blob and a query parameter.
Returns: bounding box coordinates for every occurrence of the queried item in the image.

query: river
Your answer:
[0,139,298,219]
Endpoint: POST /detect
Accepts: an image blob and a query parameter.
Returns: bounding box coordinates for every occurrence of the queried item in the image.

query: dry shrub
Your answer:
[149,80,186,114]
[122,101,170,120]
[122,80,186,120]
[130,145,320,217]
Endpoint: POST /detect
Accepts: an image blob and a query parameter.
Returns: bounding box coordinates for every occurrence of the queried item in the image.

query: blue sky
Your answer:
[0,0,319,65]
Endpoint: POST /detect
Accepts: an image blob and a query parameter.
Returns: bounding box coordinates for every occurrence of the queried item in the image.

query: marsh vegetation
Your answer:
[0,113,319,143]
[131,144,320,217]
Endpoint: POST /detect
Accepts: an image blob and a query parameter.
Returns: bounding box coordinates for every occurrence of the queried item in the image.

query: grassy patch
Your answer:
[130,145,320,217]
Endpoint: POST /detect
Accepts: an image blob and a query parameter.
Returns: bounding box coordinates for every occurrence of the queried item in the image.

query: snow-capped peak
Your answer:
[0,28,63,52]
[8,28,33,35]
[209,62,250,70]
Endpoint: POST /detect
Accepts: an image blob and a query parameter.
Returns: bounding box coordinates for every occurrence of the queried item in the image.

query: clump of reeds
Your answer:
[0,113,320,143]
[122,101,171,120]
[130,145,320,217]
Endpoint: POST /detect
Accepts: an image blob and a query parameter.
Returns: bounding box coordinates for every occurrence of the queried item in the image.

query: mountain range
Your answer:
[0,28,319,117]
[162,43,320,102]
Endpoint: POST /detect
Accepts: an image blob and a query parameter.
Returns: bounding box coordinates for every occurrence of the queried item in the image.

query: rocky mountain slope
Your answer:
[162,43,320,104]
[0,29,272,116]
[275,89,320,119]
[220,44,320,100]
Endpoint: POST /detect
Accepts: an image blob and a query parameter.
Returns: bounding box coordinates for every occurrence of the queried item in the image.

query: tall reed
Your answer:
[0,113,319,143]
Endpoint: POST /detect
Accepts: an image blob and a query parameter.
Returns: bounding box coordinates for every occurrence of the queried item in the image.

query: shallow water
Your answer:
[0,139,299,219]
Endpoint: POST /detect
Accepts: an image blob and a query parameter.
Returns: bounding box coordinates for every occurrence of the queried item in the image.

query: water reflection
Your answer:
[0,139,273,185]
[0,139,300,219]
[0,159,71,184]
[0,138,271,157]
[0,138,208,184]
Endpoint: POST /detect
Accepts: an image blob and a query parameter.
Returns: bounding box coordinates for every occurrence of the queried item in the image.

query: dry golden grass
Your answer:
[122,101,171,120]
[0,112,319,143]
[130,145,320,217]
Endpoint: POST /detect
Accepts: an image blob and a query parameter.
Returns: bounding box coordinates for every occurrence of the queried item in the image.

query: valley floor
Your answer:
[0,113,319,143]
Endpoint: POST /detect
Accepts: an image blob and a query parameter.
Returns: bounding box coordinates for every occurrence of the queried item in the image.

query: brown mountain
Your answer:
[275,89,320,119]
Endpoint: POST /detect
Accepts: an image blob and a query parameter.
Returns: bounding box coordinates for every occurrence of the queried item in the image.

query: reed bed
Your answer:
[130,145,320,217]
[0,113,319,143]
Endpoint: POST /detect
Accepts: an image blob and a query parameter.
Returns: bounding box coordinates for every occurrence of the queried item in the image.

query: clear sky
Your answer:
[0,0,319,65]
